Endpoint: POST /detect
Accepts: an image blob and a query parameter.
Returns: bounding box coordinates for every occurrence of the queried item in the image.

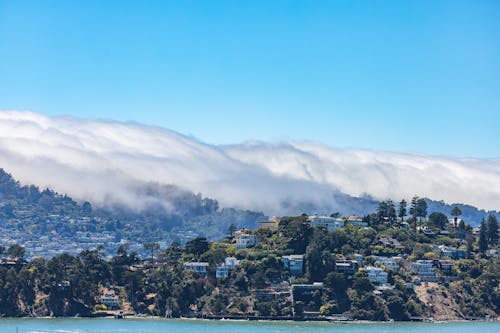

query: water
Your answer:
[0,318,498,333]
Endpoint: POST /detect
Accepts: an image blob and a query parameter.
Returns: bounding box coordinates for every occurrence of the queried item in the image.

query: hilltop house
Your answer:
[307,215,344,232]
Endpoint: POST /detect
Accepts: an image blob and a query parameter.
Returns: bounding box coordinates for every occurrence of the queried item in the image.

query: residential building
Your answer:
[372,256,401,271]
[365,266,388,284]
[377,237,402,248]
[307,215,344,232]
[291,282,323,303]
[335,259,359,274]
[235,233,258,249]
[437,245,466,259]
[412,260,436,277]
[100,293,120,310]
[259,216,280,231]
[184,262,209,278]
[347,215,368,228]
[281,254,304,275]
[437,260,454,275]
[216,257,240,279]
[354,254,364,266]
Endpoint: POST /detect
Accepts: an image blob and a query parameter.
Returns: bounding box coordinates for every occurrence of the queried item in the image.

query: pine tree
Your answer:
[486,215,499,245]
[377,201,388,223]
[479,219,488,254]
[416,198,427,221]
[398,199,407,222]
[409,196,418,218]
[386,200,397,223]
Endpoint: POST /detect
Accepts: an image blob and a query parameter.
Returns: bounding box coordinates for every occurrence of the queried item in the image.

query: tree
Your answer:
[386,200,397,223]
[7,244,25,260]
[457,220,467,239]
[486,215,499,245]
[479,219,488,254]
[144,242,160,262]
[451,207,462,227]
[416,198,427,221]
[377,201,388,223]
[82,201,92,214]
[409,196,419,218]
[398,199,407,222]
[185,237,209,258]
[428,212,448,230]
[227,224,236,238]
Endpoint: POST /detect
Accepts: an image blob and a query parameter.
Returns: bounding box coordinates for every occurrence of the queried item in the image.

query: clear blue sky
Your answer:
[1,1,499,157]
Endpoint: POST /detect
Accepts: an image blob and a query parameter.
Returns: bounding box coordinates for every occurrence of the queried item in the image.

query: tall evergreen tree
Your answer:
[486,215,499,245]
[398,199,407,222]
[377,201,388,223]
[479,219,488,254]
[386,200,397,223]
[416,198,427,221]
[409,196,418,218]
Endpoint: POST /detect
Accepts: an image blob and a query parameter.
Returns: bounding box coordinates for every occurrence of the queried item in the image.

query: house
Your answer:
[372,256,401,271]
[281,254,304,275]
[216,257,240,278]
[307,215,344,232]
[100,293,120,310]
[365,266,388,284]
[259,216,280,231]
[437,245,466,259]
[377,237,402,248]
[354,254,364,266]
[235,233,258,249]
[347,215,368,228]
[412,260,437,281]
[290,282,323,313]
[486,249,500,259]
[437,260,454,275]
[335,259,359,274]
[184,262,209,278]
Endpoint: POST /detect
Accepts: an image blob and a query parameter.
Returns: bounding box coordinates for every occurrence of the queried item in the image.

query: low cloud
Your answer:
[1,111,499,215]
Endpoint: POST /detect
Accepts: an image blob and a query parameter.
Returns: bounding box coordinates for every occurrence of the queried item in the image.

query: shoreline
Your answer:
[2,315,498,324]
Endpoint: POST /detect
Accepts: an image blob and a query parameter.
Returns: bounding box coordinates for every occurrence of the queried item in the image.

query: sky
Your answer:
[1,0,499,157]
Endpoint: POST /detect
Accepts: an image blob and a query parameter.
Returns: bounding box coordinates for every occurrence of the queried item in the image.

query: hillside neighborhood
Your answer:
[1,203,498,321]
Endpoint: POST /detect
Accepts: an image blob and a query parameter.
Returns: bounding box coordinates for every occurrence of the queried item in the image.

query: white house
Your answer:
[373,256,401,271]
[100,293,120,309]
[216,257,240,278]
[307,215,344,232]
[365,266,388,284]
[412,260,435,276]
[236,233,258,249]
[184,262,209,277]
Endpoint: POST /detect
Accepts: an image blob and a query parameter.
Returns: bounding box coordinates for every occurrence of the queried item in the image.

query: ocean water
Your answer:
[0,318,498,333]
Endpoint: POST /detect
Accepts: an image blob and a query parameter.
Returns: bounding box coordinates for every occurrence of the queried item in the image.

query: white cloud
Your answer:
[0,110,499,214]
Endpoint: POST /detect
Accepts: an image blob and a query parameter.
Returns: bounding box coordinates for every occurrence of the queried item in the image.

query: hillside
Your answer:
[1,167,499,259]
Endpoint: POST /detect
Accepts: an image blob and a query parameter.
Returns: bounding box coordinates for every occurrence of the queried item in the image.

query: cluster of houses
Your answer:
[180,213,476,307]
